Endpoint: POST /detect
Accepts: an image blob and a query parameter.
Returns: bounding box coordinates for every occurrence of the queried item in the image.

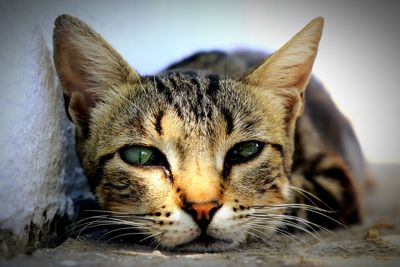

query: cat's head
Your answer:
[53,15,323,251]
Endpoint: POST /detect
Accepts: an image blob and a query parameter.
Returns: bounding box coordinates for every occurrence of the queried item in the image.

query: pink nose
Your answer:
[189,203,220,221]
[182,201,221,231]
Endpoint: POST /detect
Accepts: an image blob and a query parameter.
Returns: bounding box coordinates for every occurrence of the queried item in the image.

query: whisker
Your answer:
[76,216,145,227]
[248,221,304,246]
[103,231,153,244]
[139,232,163,243]
[278,220,322,240]
[72,221,146,236]
[252,204,345,229]
[69,214,154,233]
[81,209,152,218]
[253,203,337,213]
[287,185,322,208]
[68,216,149,238]
[75,219,126,238]
[96,226,146,243]
[66,216,116,237]
[265,214,338,237]
[69,221,130,237]
[250,214,322,240]
[150,237,164,250]
[266,205,344,229]
[288,185,327,204]
[249,226,280,248]
[245,229,274,248]
[67,215,112,232]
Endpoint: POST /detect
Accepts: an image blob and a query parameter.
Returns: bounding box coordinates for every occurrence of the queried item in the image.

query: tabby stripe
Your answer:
[191,77,206,118]
[206,74,220,100]
[155,77,173,104]
[221,108,234,135]
[269,143,290,178]
[306,154,351,183]
[155,110,164,135]
[168,76,177,89]
[222,162,231,181]
[173,103,183,119]
[270,143,284,158]
[317,167,349,182]
[307,153,326,171]
[92,153,115,190]
[191,78,201,90]
[244,121,255,131]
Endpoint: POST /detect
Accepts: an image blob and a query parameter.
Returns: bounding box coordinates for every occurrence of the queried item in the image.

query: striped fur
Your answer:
[53,15,365,251]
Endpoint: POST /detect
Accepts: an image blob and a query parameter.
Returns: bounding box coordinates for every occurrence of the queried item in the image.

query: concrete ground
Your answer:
[2,163,400,267]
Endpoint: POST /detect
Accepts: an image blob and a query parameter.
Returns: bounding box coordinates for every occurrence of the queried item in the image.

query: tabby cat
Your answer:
[53,15,367,251]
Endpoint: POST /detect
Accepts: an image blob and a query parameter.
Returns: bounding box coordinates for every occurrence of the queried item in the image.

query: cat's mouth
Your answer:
[173,234,235,252]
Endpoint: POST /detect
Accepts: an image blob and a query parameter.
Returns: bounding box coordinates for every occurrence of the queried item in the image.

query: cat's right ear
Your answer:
[242,17,323,134]
[53,14,140,136]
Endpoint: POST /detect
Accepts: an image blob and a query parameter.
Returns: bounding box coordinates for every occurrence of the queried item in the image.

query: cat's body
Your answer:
[53,15,366,252]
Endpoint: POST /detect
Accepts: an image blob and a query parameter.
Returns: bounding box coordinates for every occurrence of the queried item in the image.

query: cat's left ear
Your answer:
[242,17,324,122]
[53,14,140,136]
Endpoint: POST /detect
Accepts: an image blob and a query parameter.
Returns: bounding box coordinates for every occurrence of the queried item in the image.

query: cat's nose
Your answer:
[183,202,221,230]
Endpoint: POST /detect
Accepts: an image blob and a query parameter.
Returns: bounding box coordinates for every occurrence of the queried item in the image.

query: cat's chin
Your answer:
[168,234,241,252]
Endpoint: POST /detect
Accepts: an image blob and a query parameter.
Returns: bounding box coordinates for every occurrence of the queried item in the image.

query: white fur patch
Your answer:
[208,205,247,243]
[215,152,224,171]
[163,142,178,170]
[156,209,200,248]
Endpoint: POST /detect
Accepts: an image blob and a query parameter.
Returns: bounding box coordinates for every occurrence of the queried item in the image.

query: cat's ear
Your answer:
[243,17,324,123]
[53,14,140,135]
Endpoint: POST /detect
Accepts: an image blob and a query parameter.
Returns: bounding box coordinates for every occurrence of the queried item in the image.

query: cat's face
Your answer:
[53,15,323,251]
[86,73,291,250]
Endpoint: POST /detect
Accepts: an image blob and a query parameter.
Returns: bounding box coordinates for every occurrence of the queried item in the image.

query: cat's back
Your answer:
[165,50,368,182]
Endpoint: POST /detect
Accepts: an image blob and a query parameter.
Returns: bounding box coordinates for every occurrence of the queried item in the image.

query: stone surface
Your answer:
[2,164,400,266]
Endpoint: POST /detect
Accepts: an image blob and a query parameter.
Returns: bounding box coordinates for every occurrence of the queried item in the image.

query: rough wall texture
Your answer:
[0,29,90,257]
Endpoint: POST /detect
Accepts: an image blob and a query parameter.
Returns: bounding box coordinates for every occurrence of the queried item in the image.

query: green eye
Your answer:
[226,141,264,164]
[120,146,156,166]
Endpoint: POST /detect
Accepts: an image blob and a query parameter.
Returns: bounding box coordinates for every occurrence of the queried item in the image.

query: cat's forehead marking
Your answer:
[155,72,215,121]
[141,72,245,137]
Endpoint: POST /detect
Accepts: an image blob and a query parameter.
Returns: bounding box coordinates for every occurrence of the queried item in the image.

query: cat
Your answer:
[53,15,367,252]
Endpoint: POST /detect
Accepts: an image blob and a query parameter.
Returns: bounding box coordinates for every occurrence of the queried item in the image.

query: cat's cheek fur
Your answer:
[207,205,248,243]
[154,209,200,248]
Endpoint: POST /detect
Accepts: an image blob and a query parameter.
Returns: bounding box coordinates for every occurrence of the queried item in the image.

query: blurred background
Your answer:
[0,0,399,163]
